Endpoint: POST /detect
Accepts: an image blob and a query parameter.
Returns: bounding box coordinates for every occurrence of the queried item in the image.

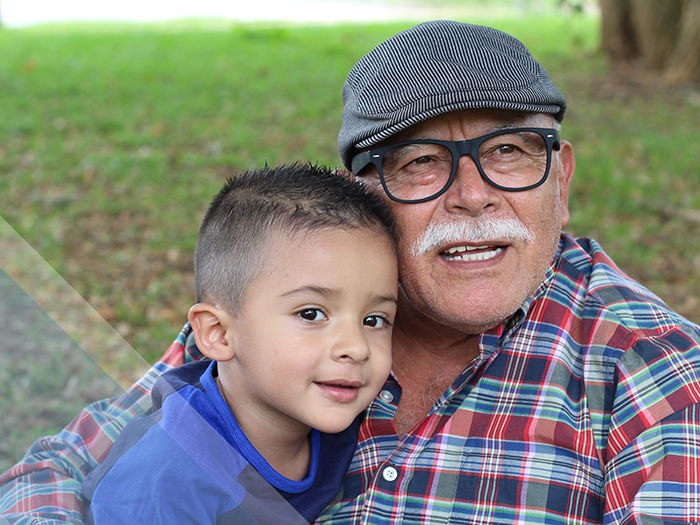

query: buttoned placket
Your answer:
[358,338,503,523]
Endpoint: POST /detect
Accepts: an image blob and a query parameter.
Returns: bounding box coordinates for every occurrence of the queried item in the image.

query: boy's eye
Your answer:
[363,315,391,328]
[298,308,327,322]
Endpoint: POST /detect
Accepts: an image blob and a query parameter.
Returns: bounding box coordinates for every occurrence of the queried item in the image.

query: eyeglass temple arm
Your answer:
[350,150,377,175]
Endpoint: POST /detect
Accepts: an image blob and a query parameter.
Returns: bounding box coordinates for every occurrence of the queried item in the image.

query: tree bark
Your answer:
[629,0,682,70]
[664,0,700,84]
[600,0,636,60]
[600,0,699,86]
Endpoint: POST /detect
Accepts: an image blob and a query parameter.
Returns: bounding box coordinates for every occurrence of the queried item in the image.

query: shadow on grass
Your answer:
[0,272,124,472]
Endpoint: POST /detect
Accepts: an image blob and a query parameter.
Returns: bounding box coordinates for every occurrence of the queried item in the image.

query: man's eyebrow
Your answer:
[491,123,519,131]
[280,285,341,298]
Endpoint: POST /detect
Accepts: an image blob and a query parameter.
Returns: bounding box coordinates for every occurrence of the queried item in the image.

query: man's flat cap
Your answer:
[338,20,566,168]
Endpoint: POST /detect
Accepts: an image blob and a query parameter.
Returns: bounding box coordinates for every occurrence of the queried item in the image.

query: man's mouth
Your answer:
[440,244,505,262]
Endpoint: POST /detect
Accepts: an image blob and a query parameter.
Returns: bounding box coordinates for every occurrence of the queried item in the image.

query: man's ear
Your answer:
[556,140,575,228]
[188,303,236,362]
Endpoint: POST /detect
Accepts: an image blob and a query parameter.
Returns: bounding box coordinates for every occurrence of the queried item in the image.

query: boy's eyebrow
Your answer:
[281,285,341,298]
[280,287,398,305]
[373,294,398,305]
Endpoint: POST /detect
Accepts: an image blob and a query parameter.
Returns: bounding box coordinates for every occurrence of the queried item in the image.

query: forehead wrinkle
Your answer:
[391,124,516,145]
[394,111,552,143]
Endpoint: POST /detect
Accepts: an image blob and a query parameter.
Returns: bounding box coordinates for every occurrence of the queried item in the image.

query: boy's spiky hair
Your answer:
[195,163,394,311]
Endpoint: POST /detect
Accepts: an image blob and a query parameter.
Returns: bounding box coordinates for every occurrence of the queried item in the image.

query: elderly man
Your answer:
[2,20,699,524]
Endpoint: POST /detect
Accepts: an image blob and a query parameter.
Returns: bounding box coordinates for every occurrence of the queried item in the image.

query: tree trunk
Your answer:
[664,0,700,84]
[629,0,682,70]
[600,0,699,86]
[600,0,636,60]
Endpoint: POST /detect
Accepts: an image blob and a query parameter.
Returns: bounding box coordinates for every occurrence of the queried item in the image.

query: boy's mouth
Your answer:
[314,380,362,403]
[315,380,362,389]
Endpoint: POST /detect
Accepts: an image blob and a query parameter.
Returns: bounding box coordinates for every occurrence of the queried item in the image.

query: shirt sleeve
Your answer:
[0,326,197,523]
[603,328,700,523]
[604,403,700,523]
[85,423,243,525]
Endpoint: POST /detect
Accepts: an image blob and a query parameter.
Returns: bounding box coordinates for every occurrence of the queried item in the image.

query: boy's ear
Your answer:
[188,303,236,362]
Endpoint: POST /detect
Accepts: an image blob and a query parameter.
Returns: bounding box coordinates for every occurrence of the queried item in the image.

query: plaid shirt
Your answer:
[2,233,700,524]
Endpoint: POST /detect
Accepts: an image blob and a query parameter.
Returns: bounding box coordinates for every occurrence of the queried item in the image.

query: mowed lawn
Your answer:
[1,15,698,469]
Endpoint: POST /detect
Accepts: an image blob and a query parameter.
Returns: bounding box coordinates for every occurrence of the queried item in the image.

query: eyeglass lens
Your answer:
[380,130,549,201]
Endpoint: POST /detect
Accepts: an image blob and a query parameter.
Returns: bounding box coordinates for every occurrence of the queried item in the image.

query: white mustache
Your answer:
[411,217,534,256]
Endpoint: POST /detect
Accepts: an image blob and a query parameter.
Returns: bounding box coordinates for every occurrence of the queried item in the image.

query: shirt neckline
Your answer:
[200,361,320,494]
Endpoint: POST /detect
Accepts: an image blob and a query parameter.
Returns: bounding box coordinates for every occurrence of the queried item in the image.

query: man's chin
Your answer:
[432,309,516,335]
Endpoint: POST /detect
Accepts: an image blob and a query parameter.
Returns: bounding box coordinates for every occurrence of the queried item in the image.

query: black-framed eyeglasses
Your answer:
[351,127,561,204]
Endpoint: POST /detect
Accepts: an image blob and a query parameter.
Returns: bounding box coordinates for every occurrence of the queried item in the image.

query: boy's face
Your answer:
[222,226,397,435]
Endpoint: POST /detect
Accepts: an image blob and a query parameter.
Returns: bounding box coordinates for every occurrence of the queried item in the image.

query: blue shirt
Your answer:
[83,361,360,524]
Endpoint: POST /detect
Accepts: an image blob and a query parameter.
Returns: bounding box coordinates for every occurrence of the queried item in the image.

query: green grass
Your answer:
[0,16,698,469]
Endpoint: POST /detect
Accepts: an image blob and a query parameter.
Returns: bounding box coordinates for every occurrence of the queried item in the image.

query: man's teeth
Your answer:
[443,246,503,261]
[446,245,490,254]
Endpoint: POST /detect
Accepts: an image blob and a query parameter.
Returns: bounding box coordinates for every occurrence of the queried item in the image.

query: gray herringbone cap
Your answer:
[338,20,567,169]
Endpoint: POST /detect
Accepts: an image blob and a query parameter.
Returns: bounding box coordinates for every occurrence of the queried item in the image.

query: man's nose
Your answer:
[442,154,501,215]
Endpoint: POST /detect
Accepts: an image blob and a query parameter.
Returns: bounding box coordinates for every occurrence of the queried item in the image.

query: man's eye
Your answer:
[497,144,518,154]
[363,315,391,328]
[298,309,327,321]
[485,144,522,157]
[409,155,435,165]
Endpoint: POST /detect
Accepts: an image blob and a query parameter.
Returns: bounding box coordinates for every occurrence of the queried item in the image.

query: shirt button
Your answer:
[379,390,394,403]
[382,466,398,482]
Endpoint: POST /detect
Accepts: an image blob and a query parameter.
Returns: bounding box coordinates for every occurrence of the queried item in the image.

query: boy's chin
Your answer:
[310,415,360,435]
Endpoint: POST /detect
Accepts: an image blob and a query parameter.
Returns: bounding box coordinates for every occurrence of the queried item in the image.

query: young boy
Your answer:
[82,164,398,524]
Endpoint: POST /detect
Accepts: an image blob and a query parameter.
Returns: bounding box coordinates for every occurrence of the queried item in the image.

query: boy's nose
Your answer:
[331,323,371,363]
